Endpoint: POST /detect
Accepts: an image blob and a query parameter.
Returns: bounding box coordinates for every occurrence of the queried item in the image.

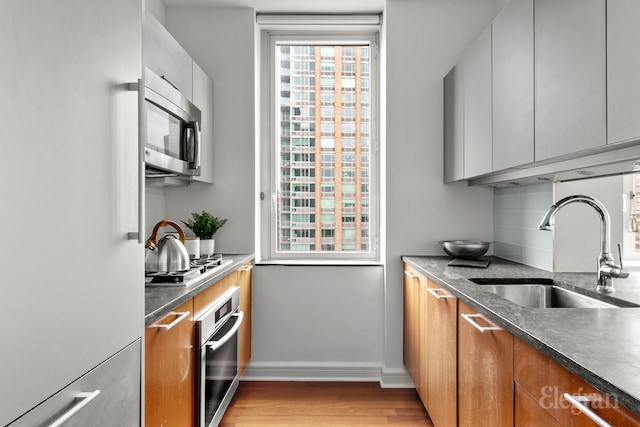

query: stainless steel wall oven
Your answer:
[196,286,243,427]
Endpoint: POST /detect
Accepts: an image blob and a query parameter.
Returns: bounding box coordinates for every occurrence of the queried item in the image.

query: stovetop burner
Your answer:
[190,253,223,269]
[146,254,225,284]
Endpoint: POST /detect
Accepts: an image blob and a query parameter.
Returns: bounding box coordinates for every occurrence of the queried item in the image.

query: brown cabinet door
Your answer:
[425,279,457,427]
[403,265,427,405]
[238,262,253,376]
[515,337,640,427]
[145,299,195,427]
[458,300,514,427]
[516,383,562,427]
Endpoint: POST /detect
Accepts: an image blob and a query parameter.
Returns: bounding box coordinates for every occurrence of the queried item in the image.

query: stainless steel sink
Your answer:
[469,279,620,308]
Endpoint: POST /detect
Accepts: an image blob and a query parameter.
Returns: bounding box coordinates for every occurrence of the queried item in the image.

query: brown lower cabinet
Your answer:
[514,337,640,427]
[425,279,458,427]
[402,264,640,427]
[145,298,196,426]
[403,264,428,405]
[458,299,514,427]
[145,265,252,426]
[515,383,563,427]
[238,262,253,376]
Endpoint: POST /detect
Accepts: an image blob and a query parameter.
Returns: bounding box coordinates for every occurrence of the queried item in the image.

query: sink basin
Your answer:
[469,279,620,308]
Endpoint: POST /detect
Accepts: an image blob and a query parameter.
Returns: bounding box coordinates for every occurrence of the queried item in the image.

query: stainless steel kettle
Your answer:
[145,220,190,273]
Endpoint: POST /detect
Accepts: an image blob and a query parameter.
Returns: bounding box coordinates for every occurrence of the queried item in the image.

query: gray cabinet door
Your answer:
[144,10,193,102]
[463,25,493,178]
[0,0,143,424]
[492,0,534,171]
[444,65,464,182]
[8,340,141,427]
[534,0,606,161]
[607,0,640,145]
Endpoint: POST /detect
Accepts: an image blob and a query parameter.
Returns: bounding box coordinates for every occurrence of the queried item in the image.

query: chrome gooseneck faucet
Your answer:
[538,194,629,293]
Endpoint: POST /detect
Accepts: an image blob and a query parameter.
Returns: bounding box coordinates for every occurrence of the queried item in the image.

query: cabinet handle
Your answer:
[207,311,244,351]
[160,74,180,91]
[148,311,190,331]
[240,264,254,272]
[47,390,101,427]
[126,79,145,244]
[460,313,502,333]
[427,287,454,299]
[404,271,419,279]
[563,393,612,427]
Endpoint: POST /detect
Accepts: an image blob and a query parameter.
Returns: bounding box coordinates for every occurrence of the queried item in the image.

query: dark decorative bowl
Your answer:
[439,240,491,259]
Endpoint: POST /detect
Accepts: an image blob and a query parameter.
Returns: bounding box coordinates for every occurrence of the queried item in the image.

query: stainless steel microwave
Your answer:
[143,67,201,178]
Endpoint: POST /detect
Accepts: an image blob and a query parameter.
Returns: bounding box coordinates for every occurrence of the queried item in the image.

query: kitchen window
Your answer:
[622,173,640,267]
[259,15,380,263]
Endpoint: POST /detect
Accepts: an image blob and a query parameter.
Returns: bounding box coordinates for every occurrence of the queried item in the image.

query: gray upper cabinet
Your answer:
[444,65,464,183]
[607,0,640,145]
[144,10,193,102]
[534,0,606,161]
[492,0,534,171]
[192,62,214,184]
[463,25,493,178]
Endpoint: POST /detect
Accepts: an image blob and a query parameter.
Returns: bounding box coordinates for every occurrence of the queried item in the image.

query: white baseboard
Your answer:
[379,366,413,388]
[241,361,383,382]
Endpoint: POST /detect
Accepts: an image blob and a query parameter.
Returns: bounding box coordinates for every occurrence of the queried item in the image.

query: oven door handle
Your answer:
[206,311,244,352]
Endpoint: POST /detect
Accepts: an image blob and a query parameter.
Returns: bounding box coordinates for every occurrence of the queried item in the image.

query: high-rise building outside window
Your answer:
[259,21,380,262]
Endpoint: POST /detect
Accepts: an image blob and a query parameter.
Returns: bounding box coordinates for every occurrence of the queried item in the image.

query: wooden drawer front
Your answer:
[425,279,457,427]
[567,374,640,427]
[402,264,427,405]
[514,337,640,426]
[458,300,514,427]
[516,383,563,427]
[145,299,195,427]
[238,262,253,376]
[194,272,238,319]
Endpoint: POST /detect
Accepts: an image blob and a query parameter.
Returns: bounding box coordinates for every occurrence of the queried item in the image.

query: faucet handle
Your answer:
[608,243,629,279]
[618,243,624,269]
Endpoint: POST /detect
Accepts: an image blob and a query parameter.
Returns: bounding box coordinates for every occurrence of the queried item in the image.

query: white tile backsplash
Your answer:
[493,183,554,270]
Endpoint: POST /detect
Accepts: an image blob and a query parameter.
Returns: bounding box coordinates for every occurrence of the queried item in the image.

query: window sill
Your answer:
[255,259,383,267]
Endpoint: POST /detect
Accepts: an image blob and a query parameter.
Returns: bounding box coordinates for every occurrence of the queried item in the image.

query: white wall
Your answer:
[164,7,256,254]
[250,265,385,380]
[384,0,497,383]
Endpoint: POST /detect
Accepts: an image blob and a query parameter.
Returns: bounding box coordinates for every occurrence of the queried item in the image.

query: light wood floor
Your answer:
[220,381,434,426]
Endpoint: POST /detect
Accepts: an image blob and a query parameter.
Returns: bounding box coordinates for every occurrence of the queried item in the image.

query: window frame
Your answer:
[259,27,380,264]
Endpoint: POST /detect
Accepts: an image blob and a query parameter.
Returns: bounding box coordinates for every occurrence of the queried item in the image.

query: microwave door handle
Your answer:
[192,120,201,170]
[184,120,200,171]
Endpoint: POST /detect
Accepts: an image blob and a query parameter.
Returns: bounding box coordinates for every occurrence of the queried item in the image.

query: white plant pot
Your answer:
[200,239,215,257]
[183,237,200,259]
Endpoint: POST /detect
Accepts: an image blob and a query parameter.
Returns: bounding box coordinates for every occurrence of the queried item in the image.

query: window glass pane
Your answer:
[321,138,334,148]
[342,78,356,89]
[273,42,375,257]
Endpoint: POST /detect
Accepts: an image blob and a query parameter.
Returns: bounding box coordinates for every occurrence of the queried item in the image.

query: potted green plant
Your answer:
[182,211,228,257]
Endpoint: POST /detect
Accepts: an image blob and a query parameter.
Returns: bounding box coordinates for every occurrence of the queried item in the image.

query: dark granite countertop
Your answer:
[402,255,640,417]
[145,253,254,326]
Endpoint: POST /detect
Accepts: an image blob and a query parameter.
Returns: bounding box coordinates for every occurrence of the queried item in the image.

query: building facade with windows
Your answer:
[277,44,371,253]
